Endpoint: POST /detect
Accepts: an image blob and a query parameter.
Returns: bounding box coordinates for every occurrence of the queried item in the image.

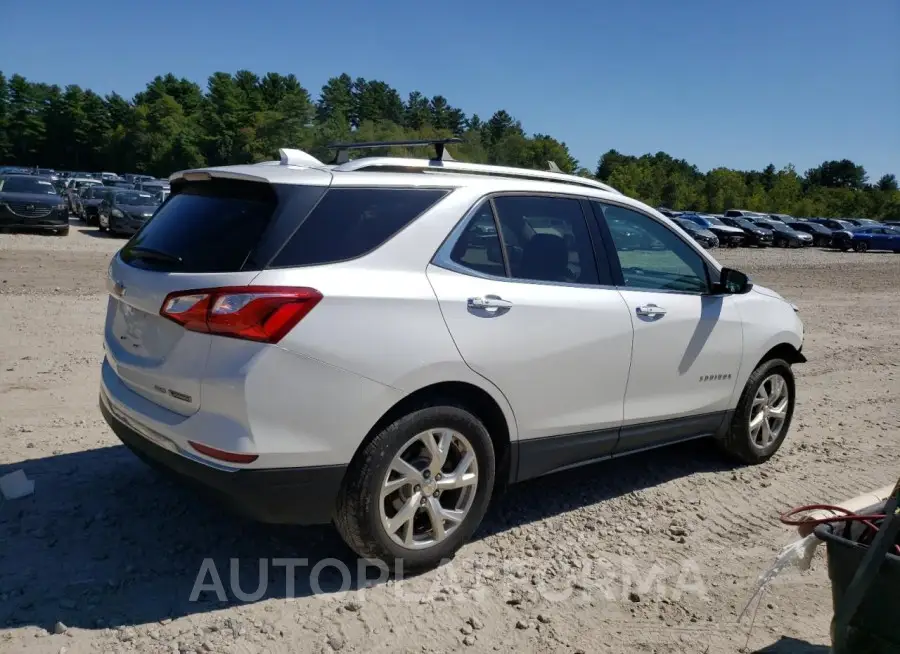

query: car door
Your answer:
[868,227,889,250]
[427,195,635,480]
[589,201,743,454]
[886,227,900,250]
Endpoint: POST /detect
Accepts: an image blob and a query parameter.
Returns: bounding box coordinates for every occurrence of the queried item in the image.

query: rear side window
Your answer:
[270,188,448,267]
[120,180,277,273]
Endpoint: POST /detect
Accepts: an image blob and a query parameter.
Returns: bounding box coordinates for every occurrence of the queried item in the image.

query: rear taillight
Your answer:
[188,440,258,464]
[160,286,322,343]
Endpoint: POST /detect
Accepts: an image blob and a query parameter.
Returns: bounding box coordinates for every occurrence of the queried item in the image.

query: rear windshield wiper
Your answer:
[125,246,183,265]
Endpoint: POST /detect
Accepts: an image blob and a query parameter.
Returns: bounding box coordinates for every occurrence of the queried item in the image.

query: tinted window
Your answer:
[596,202,709,294]
[449,203,506,277]
[0,177,58,194]
[120,180,279,273]
[115,192,157,205]
[492,195,600,285]
[272,188,448,267]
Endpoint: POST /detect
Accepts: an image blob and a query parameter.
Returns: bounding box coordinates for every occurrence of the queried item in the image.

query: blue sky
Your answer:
[3,0,897,179]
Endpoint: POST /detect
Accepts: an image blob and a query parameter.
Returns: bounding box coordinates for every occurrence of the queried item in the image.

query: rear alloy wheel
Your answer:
[334,405,495,570]
[718,358,795,464]
[854,241,868,253]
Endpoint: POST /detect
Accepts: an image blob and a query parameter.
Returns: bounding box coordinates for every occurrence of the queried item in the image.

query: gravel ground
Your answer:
[1,223,898,654]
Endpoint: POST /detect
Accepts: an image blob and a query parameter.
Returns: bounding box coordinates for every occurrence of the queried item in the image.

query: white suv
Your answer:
[99,141,805,569]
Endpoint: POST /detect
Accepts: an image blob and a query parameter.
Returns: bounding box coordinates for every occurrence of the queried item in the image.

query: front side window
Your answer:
[492,195,600,285]
[594,202,710,294]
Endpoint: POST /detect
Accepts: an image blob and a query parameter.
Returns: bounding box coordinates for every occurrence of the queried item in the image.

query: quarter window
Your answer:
[272,187,448,267]
[595,202,710,294]
[449,203,506,277]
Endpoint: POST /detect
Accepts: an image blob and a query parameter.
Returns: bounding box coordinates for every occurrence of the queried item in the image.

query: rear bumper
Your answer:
[100,390,346,525]
[833,236,852,248]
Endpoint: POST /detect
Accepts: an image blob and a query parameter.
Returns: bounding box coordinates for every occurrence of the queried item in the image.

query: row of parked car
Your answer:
[657,209,900,253]
[0,167,170,236]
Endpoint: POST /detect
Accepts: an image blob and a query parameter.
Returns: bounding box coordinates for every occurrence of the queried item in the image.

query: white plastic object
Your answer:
[0,469,35,500]
[278,148,325,168]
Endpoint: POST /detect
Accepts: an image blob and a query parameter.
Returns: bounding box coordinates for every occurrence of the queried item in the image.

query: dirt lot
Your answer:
[1,222,898,654]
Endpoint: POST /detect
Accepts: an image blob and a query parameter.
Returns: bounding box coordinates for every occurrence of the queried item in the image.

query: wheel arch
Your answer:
[758,342,806,367]
[352,380,518,491]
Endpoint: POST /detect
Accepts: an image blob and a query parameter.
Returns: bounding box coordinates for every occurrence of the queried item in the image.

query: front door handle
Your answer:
[635,303,667,317]
[468,295,513,310]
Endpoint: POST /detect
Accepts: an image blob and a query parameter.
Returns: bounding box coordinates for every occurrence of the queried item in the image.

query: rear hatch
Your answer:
[104,174,329,416]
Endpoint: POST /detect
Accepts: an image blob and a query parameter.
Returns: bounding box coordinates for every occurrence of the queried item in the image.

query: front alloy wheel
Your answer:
[718,358,795,464]
[749,374,789,449]
[854,241,868,253]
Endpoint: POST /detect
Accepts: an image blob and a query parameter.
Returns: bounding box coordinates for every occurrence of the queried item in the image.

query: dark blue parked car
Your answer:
[832,225,900,252]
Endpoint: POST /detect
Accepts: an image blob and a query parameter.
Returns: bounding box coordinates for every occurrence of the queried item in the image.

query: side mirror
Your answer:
[716,267,752,294]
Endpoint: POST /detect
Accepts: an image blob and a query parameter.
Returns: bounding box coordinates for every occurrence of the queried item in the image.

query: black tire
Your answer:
[55,226,69,236]
[718,358,795,465]
[854,241,868,253]
[334,404,496,571]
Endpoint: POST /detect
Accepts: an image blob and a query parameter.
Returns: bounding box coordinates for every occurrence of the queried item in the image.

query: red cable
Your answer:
[780,504,900,556]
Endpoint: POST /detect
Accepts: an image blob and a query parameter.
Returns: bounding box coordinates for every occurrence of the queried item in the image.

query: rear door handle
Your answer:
[635,303,667,317]
[468,295,513,310]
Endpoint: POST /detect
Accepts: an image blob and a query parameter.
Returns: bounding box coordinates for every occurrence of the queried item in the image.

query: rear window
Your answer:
[270,188,449,267]
[120,180,278,273]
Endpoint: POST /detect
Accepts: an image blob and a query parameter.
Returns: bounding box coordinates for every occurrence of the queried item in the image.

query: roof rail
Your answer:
[333,157,621,194]
[326,138,463,165]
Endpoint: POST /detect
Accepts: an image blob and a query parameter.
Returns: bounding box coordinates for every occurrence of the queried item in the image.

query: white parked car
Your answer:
[99,141,805,569]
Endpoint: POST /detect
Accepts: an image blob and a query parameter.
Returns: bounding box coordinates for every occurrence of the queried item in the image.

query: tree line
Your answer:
[0,70,897,219]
